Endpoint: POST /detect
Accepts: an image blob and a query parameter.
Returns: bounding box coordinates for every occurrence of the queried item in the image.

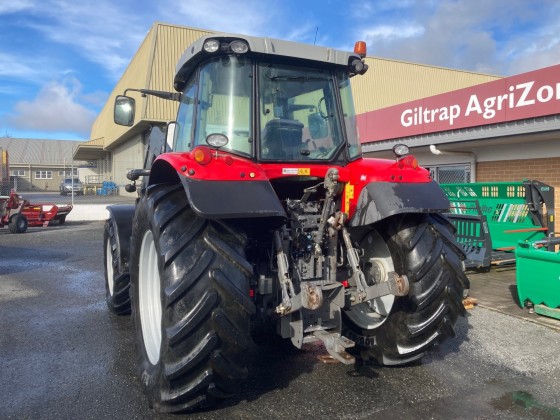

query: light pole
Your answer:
[70,146,75,207]
[63,146,75,206]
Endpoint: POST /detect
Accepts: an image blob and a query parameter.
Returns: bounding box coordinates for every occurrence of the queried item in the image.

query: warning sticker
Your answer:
[282,168,298,175]
[282,168,310,175]
[344,183,354,214]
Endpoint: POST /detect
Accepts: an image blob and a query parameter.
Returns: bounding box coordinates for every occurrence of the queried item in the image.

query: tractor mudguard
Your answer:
[349,181,450,226]
[106,204,136,272]
[180,175,287,220]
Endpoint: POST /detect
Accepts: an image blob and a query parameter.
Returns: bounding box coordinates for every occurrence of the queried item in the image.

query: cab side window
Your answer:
[174,76,197,152]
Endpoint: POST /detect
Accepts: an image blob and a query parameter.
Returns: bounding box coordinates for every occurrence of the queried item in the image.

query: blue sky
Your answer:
[1,0,559,141]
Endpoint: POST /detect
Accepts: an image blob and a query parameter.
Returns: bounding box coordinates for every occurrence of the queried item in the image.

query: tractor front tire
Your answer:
[8,213,28,234]
[103,219,131,315]
[130,184,255,413]
[343,213,469,366]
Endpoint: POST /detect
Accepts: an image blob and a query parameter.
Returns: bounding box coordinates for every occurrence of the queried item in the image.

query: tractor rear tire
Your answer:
[8,213,28,233]
[130,184,255,413]
[343,213,469,366]
[104,219,131,315]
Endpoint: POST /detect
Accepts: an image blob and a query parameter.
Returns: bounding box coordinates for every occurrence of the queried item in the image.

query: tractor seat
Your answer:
[262,119,304,159]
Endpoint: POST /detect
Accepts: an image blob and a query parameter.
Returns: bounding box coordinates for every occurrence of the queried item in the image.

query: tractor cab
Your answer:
[174,53,362,164]
[114,34,368,166]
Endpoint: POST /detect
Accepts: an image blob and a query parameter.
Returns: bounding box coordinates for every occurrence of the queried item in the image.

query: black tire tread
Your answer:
[131,184,254,413]
[103,219,131,315]
[166,290,218,345]
[344,213,469,366]
[165,332,218,380]
[8,213,27,234]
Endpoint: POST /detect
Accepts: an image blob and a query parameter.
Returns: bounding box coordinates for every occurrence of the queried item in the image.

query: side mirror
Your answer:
[114,95,135,126]
[308,112,328,139]
[165,122,176,152]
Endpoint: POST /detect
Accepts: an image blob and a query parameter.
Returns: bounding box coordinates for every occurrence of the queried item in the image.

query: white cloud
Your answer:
[15,0,146,78]
[81,90,110,108]
[503,24,560,74]
[168,0,276,37]
[361,24,425,42]
[7,78,96,137]
[354,0,560,75]
[351,0,417,19]
[0,51,66,94]
[0,0,33,14]
[0,53,37,79]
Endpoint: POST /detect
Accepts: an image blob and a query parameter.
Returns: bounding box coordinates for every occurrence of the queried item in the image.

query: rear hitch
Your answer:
[341,225,409,303]
[274,230,298,315]
[313,330,355,365]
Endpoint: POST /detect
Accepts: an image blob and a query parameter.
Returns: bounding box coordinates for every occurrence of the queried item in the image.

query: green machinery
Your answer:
[441,180,555,270]
[516,237,560,320]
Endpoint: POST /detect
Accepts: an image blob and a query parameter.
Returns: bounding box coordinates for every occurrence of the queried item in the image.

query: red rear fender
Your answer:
[152,152,286,220]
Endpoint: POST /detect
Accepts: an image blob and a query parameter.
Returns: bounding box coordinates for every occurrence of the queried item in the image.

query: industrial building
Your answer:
[0,137,90,192]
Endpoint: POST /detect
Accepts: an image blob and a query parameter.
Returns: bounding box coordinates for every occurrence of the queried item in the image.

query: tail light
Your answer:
[191,146,213,165]
[398,155,419,170]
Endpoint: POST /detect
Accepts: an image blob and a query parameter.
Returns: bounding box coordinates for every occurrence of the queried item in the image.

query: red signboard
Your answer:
[357,63,560,143]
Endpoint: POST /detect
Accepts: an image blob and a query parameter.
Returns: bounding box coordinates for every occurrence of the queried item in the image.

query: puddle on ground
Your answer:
[491,390,560,419]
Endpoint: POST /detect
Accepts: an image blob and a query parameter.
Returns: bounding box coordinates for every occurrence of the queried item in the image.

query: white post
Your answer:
[71,147,74,206]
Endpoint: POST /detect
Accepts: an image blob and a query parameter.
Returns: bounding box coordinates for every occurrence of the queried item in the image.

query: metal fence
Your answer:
[428,164,471,184]
[0,179,15,195]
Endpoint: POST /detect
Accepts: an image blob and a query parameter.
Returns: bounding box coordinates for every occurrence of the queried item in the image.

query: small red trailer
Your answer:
[1,191,73,233]
[21,201,73,226]
[1,148,73,233]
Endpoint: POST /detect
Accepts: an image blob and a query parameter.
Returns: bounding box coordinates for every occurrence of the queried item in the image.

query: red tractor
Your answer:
[104,33,468,413]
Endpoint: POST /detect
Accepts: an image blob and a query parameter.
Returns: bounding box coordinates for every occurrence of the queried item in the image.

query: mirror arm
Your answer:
[123,88,182,102]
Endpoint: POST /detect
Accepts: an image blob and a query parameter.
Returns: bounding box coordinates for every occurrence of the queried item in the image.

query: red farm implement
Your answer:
[1,190,72,233]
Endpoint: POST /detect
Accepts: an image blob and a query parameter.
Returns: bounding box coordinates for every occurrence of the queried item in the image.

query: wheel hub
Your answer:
[345,230,395,330]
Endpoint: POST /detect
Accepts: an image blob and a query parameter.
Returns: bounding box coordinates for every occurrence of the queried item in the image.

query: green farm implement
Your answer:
[516,237,560,320]
[441,180,554,270]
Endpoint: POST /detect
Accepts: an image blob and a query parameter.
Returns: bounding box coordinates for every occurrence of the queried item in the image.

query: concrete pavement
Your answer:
[468,266,560,331]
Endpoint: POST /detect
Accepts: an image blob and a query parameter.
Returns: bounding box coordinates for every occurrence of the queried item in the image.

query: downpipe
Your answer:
[429,144,477,182]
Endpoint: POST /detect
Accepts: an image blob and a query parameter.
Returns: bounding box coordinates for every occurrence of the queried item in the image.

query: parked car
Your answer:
[59,178,83,195]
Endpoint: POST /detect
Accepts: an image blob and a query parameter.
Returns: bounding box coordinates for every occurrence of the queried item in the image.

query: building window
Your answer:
[10,170,26,176]
[35,171,53,179]
[427,164,471,184]
[58,168,78,177]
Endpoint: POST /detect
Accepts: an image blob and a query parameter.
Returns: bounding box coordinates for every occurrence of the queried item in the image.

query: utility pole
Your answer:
[70,146,75,206]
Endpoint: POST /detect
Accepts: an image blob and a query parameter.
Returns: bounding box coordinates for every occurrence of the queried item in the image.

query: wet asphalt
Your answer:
[1,221,560,419]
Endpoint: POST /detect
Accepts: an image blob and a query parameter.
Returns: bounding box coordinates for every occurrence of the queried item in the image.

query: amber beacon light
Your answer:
[354,41,367,58]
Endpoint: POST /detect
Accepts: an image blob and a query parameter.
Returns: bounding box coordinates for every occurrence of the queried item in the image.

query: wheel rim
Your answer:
[106,238,114,296]
[345,229,395,330]
[138,230,162,365]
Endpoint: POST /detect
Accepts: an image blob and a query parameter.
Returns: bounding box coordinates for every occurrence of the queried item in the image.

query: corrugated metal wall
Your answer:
[89,23,210,150]
[350,57,502,114]
[144,24,211,122]
[89,27,157,147]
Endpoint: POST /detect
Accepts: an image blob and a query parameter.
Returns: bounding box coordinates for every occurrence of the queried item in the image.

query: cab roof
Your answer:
[174,33,360,91]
